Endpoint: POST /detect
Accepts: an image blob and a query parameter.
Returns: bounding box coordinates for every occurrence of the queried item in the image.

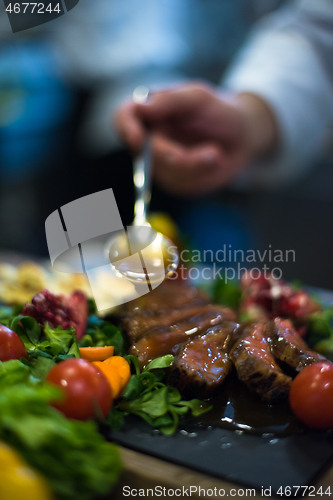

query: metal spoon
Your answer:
[107,86,179,286]
[132,86,152,227]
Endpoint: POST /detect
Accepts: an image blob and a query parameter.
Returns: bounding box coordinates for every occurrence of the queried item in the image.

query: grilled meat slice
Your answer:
[168,323,237,398]
[229,322,292,402]
[124,305,221,344]
[121,280,210,317]
[266,317,327,372]
[129,305,234,369]
[223,321,254,354]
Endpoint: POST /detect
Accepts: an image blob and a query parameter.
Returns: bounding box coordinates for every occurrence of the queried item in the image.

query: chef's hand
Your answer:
[115,83,279,197]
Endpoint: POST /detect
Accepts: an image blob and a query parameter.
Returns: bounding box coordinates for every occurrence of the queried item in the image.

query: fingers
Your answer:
[114,101,145,152]
[114,91,190,152]
[151,134,248,197]
[151,135,218,196]
[152,135,217,176]
[114,83,218,152]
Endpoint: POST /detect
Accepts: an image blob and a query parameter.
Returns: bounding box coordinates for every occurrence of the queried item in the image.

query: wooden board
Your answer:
[113,447,333,500]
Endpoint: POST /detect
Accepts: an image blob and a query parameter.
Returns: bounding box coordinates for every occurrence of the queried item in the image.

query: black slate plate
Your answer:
[109,419,333,494]
[108,287,333,494]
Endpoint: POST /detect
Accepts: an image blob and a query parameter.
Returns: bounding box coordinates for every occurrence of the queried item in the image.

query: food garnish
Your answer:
[80,314,127,355]
[0,359,121,499]
[289,362,333,429]
[0,441,54,500]
[94,355,131,399]
[0,261,91,305]
[79,345,114,361]
[0,324,28,361]
[22,289,88,340]
[237,271,322,330]
[46,358,113,420]
[110,354,211,435]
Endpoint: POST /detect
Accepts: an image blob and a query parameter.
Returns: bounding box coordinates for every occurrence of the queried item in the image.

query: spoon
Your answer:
[132,86,152,227]
[107,86,179,287]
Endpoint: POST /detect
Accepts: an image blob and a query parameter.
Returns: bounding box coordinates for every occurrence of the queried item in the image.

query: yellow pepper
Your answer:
[0,441,54,500]
[147,212,178,243]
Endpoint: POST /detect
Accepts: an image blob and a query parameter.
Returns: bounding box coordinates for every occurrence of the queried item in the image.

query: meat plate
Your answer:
[108,285,333,494]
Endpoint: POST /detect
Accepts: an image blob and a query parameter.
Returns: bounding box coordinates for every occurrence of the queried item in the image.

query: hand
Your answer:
[115,83,278,197]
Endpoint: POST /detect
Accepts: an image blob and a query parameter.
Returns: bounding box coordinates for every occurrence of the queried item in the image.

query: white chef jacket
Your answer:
[224,0,333,187]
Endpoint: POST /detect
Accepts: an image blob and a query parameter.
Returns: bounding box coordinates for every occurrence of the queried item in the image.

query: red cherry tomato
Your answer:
[46,358,112,421]
[289,362,333,429]
[0,325,28,361]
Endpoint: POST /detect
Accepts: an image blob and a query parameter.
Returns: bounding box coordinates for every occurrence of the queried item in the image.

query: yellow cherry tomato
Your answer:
[0,442,54,500]
[147,212,178,243]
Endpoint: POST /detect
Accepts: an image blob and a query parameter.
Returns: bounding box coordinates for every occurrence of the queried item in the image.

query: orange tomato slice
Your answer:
[93,356,131,399]
[79,346,114,362]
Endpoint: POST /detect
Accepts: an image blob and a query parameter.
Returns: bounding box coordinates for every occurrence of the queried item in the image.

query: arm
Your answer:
[116,0,333,196]
[224,0,333,188]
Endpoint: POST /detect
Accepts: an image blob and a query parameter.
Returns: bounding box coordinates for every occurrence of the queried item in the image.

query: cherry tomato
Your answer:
[289,362,333,429]
[0,325,28,361]
[46,358,112,421]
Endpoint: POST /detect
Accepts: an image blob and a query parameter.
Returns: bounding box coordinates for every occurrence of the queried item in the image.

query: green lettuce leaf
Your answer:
[80,317,127,355]
[144,354,174,371]
[115,355,211,435]
[0,360,122,500]
[213,278,241,310]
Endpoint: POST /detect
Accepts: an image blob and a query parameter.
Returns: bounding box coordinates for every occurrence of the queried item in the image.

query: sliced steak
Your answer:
[121,280,210,317]
[266,317,327,372]
[129,305,234,369]
[223,320,255,354]
[168,322,237,398]
[229,322,292,402]
[123,305,217,344]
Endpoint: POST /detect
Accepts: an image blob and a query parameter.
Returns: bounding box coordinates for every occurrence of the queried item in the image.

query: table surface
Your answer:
[113,446,333,500]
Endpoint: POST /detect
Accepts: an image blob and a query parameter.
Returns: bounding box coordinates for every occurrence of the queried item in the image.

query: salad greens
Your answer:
[0,359,121,500]
[0,310,82,381]
[80,315,127,355]
[306,307,333,353]
[1,309,80,360]
[109,354,211,435]
[0,306,124,498]
[213,278,242,310]
[0,306,210,439]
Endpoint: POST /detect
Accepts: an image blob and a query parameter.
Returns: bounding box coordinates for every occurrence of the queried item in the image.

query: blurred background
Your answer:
[0,0,332,288]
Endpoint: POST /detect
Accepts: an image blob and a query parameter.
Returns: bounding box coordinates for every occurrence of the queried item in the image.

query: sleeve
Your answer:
[223,0,333,189]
